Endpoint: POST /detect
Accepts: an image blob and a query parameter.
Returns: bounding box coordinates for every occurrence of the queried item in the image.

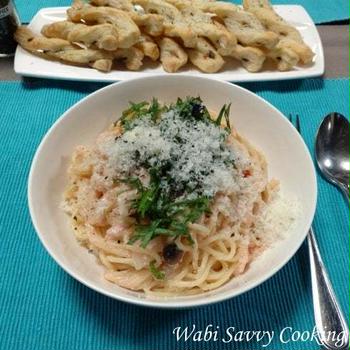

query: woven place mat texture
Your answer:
[0,78,349,350]
[14,0,350,24]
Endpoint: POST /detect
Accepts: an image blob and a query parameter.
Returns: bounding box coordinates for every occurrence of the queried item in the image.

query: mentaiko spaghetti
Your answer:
[63,97,299,296]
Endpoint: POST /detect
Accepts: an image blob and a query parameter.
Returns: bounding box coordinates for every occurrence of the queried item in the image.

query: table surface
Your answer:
[0,24,349,81]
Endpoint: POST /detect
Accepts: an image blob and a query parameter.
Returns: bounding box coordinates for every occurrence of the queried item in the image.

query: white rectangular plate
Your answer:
[14,5,324,82]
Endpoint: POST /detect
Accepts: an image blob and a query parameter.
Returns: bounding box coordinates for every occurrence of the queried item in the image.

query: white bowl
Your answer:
[28,75,317,308]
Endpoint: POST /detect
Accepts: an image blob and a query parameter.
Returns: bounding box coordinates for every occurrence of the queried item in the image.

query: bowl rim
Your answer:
[27,75,317,308]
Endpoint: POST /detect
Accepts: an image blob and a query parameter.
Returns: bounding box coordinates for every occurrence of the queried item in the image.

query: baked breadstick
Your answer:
[208,1,300,71]
[135,34,159,60]
[158,37,188,72]
[230,44,266,72]
[90,0,164,36]
[276,39,313,65]
[131,0,197,48]
[243,0,303,42]
[266,45,299,71]
[91,0,134,11]
[193,0,279,50]
[187,38,225,73]
[243,0,314,64]
[41,21,119,51]
[67,1,140,48]
[91,59,113,71]
[128,13,164,36]
[16,26,145,71]
[15,26,114,71]
[114,47,144,70]
[164,0,236,56]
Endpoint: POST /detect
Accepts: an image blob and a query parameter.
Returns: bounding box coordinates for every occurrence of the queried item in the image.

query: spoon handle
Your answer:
[308,227,349,350]
[338,183,349,203]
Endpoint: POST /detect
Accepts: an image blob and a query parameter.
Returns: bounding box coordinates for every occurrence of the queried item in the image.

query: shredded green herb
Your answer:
[119,98,164,131]
[215,103,231,131]
[115,97,233,248]
[149,260,165,280]
[118,97,231,133]
[124,171,210,248]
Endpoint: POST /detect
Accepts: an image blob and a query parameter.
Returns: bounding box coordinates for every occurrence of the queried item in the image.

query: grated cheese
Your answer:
[100,108,246,198]
[253,191,301,245]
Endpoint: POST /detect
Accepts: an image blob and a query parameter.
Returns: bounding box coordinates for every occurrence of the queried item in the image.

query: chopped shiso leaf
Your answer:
[149,260,165,280]
[215,103,231,131]
[119,98,164,131]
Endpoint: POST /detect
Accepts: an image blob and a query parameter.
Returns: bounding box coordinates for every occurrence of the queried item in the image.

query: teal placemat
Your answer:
[14,0,350,24]
[0,78,349,350]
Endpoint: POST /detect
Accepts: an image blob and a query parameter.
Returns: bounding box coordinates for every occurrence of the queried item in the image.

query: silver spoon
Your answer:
[316,113,349,201]
[310,112,349,350]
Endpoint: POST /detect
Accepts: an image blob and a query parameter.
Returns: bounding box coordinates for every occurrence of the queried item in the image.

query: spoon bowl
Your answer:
[315,113,349,200]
